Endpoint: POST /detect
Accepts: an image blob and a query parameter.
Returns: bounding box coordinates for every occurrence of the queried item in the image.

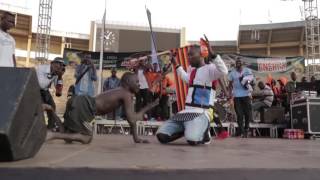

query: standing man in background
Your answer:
[103,68,122,120]
[153,73,174,121]
[135,59,152,120]
[103,68,120,91]
[0,12,16,67]
[285,72,298,106]
[74,54,97,97]
[228,58,253,138]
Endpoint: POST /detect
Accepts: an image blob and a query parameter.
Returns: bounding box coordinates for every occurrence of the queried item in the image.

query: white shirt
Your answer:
[137,69,149,89]
[0,30,15,67]
[176,55,228,116]
[35,64,58,90]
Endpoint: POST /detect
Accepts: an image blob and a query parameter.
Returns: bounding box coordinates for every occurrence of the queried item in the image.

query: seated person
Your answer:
[46,72,159,144]
[252,81,274,119]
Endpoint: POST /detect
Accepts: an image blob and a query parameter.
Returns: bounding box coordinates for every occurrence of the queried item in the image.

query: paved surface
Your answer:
[1,135,320,169]
[1,135,320,180]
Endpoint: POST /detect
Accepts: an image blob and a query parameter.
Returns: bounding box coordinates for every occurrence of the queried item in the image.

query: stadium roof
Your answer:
[238,21,305,56]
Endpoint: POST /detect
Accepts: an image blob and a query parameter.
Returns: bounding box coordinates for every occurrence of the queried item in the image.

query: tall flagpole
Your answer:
[98,2,106,94]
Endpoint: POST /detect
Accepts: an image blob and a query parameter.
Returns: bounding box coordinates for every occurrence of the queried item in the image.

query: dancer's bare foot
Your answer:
[78,134,93,144]
[45,130,92,144]
[46,130,54,141]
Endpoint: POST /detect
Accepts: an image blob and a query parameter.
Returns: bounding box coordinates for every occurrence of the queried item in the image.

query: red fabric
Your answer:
[212,80,219,90]
[172,46,190,111]
[272,86,280,97]
[216,131,229,140]
[189,68,197,86]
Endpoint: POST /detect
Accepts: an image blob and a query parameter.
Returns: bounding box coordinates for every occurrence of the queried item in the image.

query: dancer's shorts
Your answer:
[63,95,96,136]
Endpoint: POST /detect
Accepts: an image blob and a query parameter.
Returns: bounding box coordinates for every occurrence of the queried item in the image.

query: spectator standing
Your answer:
[135,60,152,119]
[153,74,174,121]
[103,68,122,120]
[228,58,254,138]
[74,54,97,97]
[0,12,16,67]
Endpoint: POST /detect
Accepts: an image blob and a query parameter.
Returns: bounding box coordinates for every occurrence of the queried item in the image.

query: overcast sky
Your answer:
[1,0,305,40]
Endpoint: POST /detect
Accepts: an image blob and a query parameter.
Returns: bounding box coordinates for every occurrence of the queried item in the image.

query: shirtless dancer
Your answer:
[46,72,159,144]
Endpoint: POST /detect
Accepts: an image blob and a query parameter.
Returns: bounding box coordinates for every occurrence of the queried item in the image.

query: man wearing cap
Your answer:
[74,54,97,97]
[0,11,16,67]
[36,57,66,131]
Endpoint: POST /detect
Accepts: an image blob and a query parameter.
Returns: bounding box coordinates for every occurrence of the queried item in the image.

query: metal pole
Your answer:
[97,6,106,95]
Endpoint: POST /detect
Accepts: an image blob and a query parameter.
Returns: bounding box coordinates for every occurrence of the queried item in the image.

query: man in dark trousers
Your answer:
[228,59,253,138]
[36,57,65,131]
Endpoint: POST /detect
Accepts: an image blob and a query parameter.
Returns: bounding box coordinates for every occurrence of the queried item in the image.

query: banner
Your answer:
[63,48,139,69]
[63,48,172,70]
[220,54,305,80]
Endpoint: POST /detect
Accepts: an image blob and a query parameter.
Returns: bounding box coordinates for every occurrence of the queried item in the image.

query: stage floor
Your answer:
[1,135,320,179]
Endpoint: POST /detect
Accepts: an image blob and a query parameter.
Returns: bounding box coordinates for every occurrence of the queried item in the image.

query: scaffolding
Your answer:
[304,0,320,78]
[35,0,53,62]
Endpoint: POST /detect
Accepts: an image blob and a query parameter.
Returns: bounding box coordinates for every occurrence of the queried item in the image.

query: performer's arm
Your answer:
[170,53,189,83]
[203,37,228,80]
[176,66,189,83]
[123,95,159,143]
[208,55,228,81]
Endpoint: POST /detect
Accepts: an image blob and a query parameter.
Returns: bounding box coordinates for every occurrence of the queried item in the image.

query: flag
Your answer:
[172,46,190,111]
[146,7,159,69]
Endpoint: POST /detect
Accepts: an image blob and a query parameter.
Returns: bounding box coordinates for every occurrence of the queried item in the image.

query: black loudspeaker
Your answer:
[291,98,320,135]
[0,67,46,161]
[261,107,285,124]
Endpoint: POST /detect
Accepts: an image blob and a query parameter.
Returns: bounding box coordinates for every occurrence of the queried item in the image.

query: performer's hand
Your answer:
[203,34,215,59]
[135,138,150,144]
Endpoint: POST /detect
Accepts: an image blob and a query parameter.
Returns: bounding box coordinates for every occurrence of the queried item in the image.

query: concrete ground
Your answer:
[1,135,320,180]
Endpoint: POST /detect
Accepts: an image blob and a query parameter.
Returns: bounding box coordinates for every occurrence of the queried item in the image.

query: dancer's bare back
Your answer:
[95,87,158,143]
[95,87,132,115]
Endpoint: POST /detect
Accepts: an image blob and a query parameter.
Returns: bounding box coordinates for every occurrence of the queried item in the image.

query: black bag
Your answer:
[67,85,75,97]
